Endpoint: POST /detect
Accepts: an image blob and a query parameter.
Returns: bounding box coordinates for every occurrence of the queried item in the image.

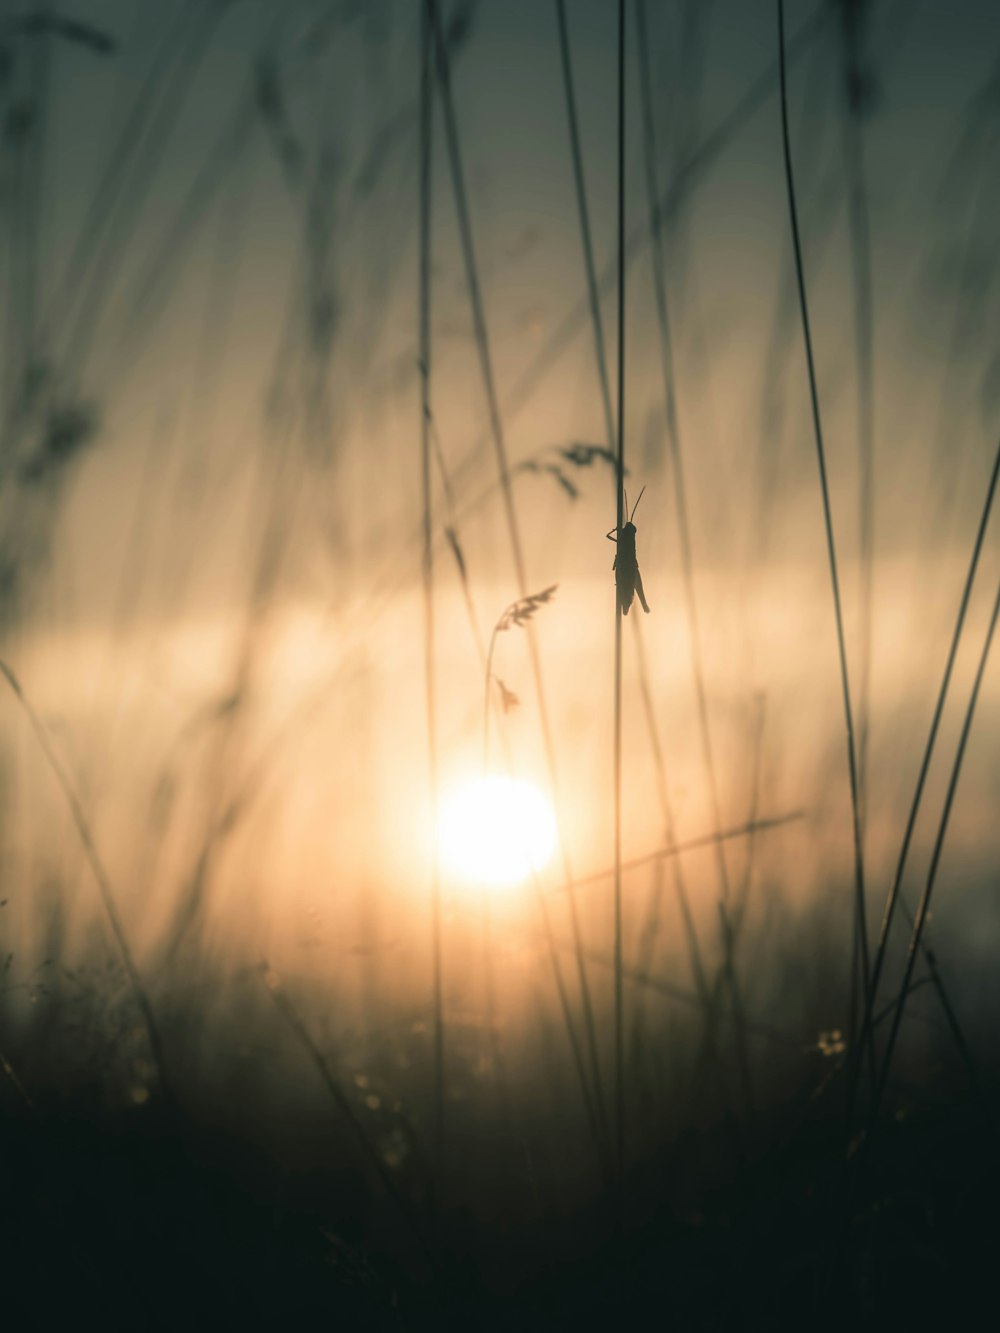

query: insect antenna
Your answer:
[629,484,646,522]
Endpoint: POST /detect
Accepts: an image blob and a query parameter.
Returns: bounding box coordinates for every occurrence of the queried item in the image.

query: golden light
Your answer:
[438,776,558,889]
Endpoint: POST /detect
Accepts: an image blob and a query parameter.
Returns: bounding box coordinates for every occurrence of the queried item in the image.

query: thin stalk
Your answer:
[418,0,444,1178]
[43,2,198,330]
[0,660,171,1103]
[841,58,875,846]
[612,0,626,1186]
[484,639,607,1163]
[547,945,800,1052]
[718,696,770,1111]
[442,7,830,501]
[483,620,501,772]
[429,0,609,1158]
[563,809,806,893]
[870,574,1000,1126]
[777,0,872,1058]
[426,407,488,667]
[404,417,606,1158]
[847,435,1000,1132]
[554,0,616,433]
[263,969,437,1274]
[555,0,709,1090]
[630,619,710,1039]
[635,0,753,1114]
[844,60,875,1079]
[59,4,225,379]
[259,8,828,646]
[535,883,610,1175]
[733,695,768,932]
[17,5,50,391]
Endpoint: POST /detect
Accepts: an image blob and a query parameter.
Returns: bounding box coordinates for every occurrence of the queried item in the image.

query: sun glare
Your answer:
[438,776,558,889]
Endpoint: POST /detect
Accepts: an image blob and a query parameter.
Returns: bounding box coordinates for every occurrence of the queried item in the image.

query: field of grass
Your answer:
[1,1,999,1328]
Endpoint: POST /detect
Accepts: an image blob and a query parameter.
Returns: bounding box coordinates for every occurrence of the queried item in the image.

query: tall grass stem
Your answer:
[777,0,872,1061]
[430,0,610,1158]
[419,0,445,1180]
[0,659,171,1104]
[847,434,1000,1131]
[870,573,1000,1124]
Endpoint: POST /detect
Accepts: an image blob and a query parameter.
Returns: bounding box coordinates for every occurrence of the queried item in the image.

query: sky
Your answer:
[1,0,999,1038]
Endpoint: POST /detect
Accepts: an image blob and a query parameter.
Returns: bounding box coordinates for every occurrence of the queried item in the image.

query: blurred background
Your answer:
[1,0,999,1326]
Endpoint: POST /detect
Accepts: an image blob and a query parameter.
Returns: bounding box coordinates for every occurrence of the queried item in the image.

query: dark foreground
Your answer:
[2,1071,997,1332]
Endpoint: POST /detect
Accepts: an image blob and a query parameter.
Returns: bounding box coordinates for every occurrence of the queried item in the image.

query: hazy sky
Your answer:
[2,0,999,989]
[5,0,997,607]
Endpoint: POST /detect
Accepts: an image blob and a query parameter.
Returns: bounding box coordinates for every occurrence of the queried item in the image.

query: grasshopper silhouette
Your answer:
[607,485,650,616]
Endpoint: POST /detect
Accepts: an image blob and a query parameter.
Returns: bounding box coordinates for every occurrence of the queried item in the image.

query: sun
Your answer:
[438,776,558,889]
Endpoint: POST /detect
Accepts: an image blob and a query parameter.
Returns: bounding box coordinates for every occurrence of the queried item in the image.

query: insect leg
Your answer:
[634,566,650,614]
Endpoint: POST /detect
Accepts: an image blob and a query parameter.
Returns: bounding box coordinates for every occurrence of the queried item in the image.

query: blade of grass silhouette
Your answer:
[161,550,603,1179]
[158,78,357,960]
[42,0,201,332]
[629,617,710,1047]
[428,354,606,1166]
[261,965,438,1275]
[562,810,806,893]
[558,0,675,1165]
[0,659,171,1105]
[431,408,539,777]
[627,853,669,1097]
[478,896,546,1219]
[869,976,934,1033]
[635,0,754,1118]
[55,3,226,377]
[419,0,445,1186]
[837,7,876,867]
[71,407,178,836]
[128,4,830,685]
[478,587,611,1164]
[158,414,311,960]
[430,448,606,1165]
[484,588,558,771]
[778,0,873,1073]
[732,694,768,937]
[80,7,319,393]
[7,7,51,403]
[430,0,610,1165]
[924,69,1000,528]
[555,0,716,1125]
[534,880,611,1179]
[547,945,801,1052]
[868,572,1000,1136]
[152,153,257,613]
[706,692,770,1109]
[438,5,831,508]
[554,0,616,439]
[846,434,1000,1136]
[109,92,259,383]
[216,437,609,844]
[226,8,830,690]
[612,0,627,1189]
